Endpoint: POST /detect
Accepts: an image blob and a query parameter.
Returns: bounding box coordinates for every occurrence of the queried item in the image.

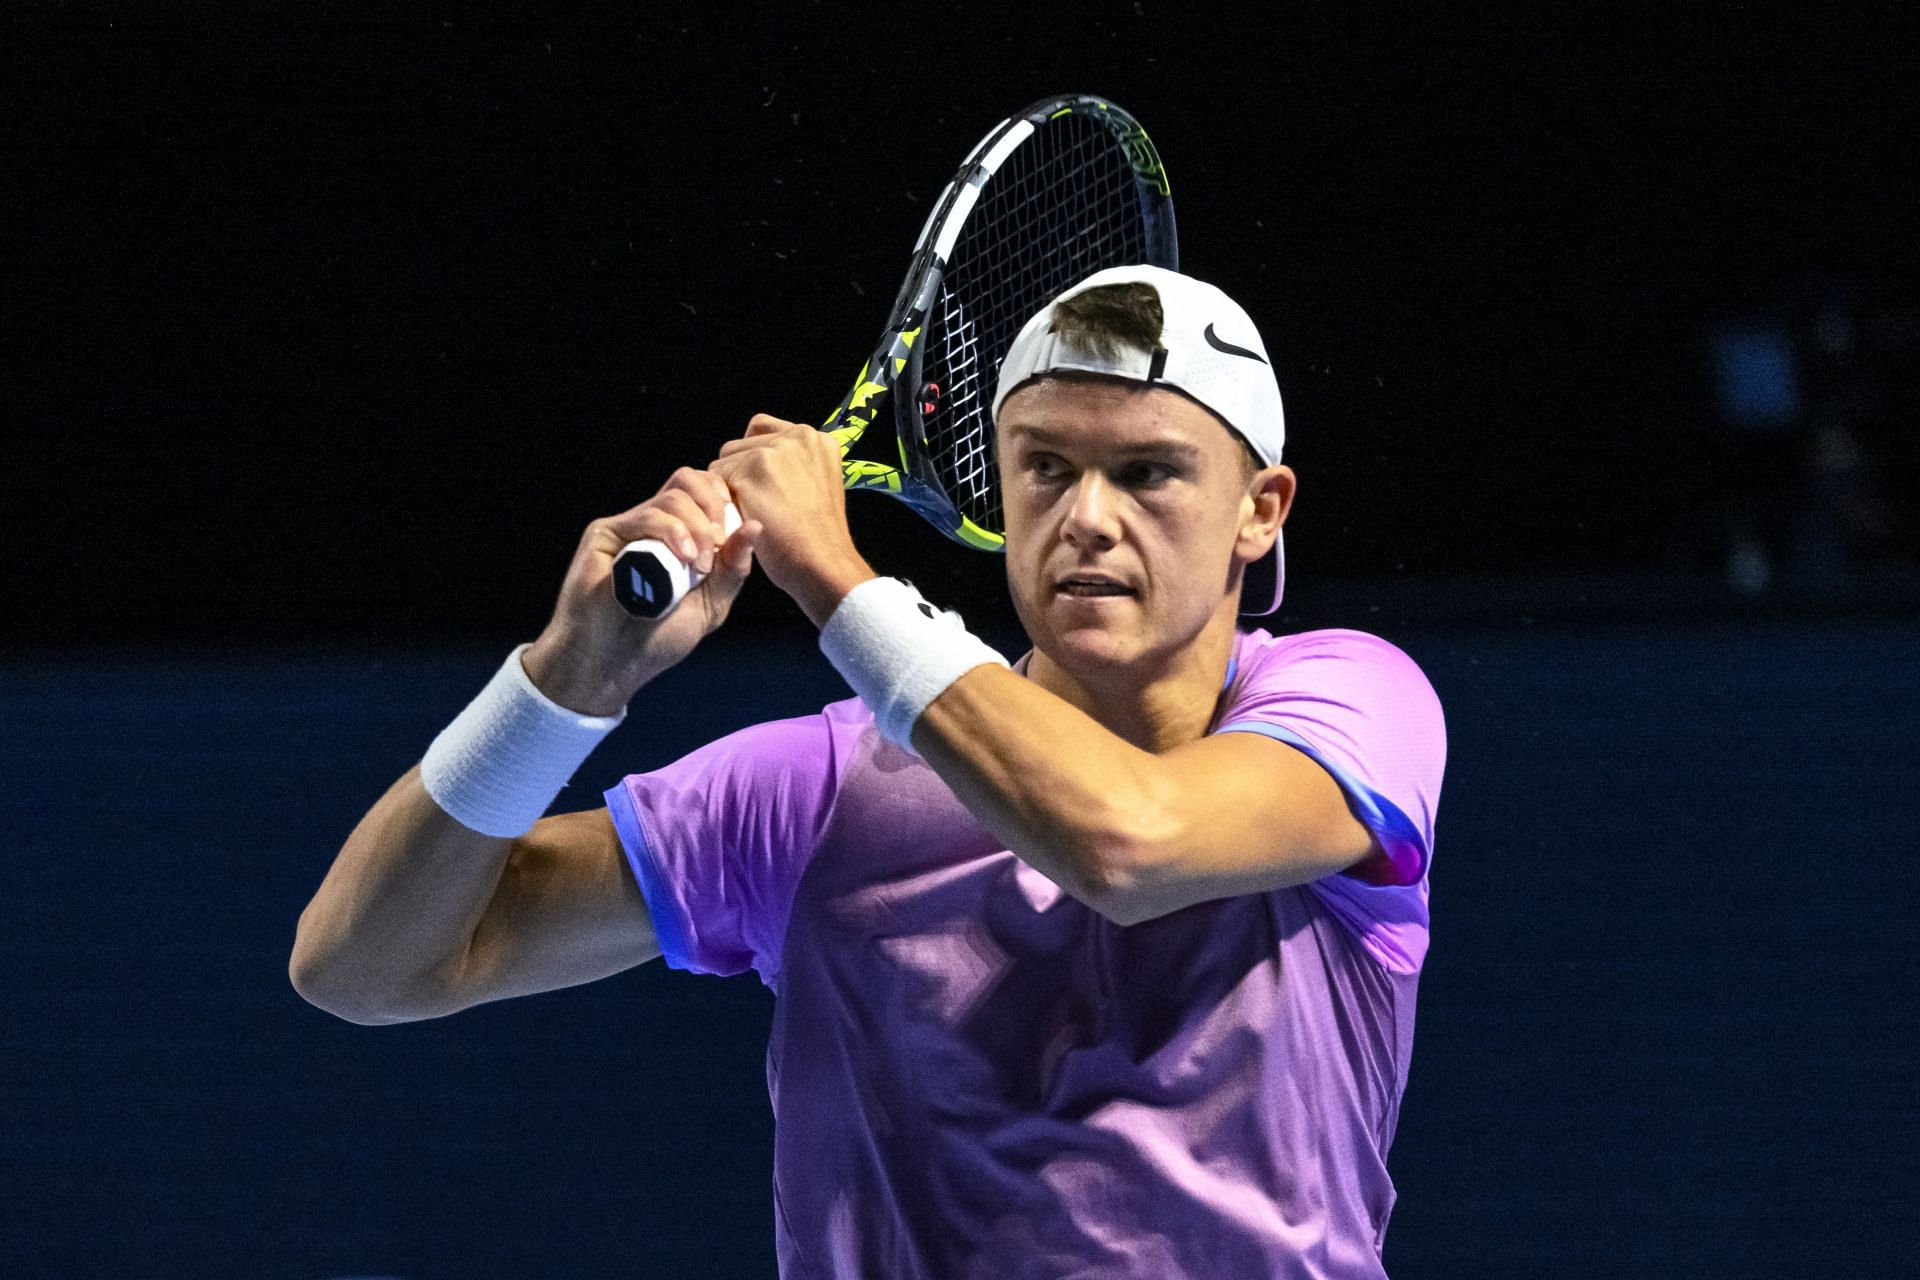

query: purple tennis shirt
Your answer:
[604,626,1446,1278]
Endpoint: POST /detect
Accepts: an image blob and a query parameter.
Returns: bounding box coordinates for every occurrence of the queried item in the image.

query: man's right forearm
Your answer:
[289,764,514,1023]
[292,468,754,1023]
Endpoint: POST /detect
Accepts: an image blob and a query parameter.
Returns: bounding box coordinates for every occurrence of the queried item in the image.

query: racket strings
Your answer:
[924,113,1153,533]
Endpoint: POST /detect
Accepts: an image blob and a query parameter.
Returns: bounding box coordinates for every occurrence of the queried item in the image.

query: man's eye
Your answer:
[1123,462,1174,486]
[1027,454,1065,478]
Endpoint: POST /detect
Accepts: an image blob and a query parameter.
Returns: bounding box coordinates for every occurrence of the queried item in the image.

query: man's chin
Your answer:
[1014,590,1165,673]
[1044,624,1146,673]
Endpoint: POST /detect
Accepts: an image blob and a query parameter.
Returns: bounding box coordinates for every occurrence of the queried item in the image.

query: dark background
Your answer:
[5,4,1918,1278]
[10,2,1918,650]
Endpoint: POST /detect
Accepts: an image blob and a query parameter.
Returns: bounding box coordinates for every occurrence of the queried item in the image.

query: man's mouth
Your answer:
[1056,577,1136,598]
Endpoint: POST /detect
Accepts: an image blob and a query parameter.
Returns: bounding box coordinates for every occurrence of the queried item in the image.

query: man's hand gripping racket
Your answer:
[522,468,760,716]
[611,93,1177,620]
[610,491,744,618]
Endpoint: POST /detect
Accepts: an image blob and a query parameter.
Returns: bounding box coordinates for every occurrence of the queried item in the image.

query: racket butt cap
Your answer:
[612,542,688,619]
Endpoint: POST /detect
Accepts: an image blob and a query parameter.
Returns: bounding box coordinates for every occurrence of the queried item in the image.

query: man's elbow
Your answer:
[288,949,452,1026]
[288,954,380,1025]
[1083,860,1170,928]
[1076,798,1186,928]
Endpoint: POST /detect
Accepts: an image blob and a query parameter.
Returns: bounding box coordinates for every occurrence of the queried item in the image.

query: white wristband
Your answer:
[419,643,626,838]
[818,577,1009,752]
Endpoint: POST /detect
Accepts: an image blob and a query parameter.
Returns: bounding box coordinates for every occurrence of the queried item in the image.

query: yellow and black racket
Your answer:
[614,93,1177,618]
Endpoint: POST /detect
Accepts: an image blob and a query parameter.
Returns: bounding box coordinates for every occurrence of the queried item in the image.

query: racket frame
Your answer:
[822,94,1178,553]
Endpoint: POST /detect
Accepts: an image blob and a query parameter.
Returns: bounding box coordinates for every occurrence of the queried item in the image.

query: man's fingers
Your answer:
[628,466,732,554]
[671,465,737,530]
[668,491,728,572]
[728,519,762,572]
[592,492,705,559]
[692,519,760,625]
[723,417,814,456]
[708,518,760,584]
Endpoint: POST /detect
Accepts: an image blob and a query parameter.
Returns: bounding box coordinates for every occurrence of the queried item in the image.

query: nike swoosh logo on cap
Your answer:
[1203,323,1267,364]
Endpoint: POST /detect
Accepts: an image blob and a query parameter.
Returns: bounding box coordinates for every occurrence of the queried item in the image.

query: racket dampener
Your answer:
[612,503,742,619]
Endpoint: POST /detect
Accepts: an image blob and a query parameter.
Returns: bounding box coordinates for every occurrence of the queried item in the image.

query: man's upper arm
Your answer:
[444,807,662,1013]
[1107,732,1382,925]
[1107,631,1444,926]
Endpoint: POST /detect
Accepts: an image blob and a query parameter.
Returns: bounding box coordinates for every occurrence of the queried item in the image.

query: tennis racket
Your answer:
[612,93,1177,619]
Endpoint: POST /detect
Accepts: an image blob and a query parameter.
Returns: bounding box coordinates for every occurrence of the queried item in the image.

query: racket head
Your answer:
[824,95,1178,552]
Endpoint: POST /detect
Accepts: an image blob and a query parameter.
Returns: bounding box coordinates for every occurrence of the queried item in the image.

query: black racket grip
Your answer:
[611,503,742,619]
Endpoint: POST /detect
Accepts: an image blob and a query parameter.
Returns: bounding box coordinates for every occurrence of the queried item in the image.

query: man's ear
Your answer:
[1239,465,1295,559]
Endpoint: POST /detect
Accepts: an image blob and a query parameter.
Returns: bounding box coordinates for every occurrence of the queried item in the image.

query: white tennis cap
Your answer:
[992,264,1288,614]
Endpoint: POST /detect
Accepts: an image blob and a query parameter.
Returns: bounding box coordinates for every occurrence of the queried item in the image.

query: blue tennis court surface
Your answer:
[3,619,1915,1277]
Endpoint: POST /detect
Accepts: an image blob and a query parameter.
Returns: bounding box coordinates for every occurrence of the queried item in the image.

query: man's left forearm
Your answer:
[910,664,1161,916]
[784,555,879,630]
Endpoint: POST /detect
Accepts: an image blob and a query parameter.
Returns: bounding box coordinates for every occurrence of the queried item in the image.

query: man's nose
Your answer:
[1062,473,1120,549]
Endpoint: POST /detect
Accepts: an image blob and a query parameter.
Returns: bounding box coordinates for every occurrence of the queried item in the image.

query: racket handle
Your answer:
[611,503,743,619]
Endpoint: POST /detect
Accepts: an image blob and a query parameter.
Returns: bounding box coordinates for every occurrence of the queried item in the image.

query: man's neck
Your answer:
[1022,611,1240,754]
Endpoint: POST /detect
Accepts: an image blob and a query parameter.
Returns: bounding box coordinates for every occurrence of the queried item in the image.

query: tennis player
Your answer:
[293,265,1446,1278]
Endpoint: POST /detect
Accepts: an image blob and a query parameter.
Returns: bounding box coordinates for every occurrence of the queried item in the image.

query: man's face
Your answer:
[996,374,1292,673]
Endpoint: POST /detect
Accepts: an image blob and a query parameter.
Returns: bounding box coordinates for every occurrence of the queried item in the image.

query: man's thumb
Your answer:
[706,519,760,598]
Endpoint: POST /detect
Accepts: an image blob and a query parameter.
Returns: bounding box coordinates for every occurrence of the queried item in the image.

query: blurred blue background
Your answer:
[6,3,1918,1276]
